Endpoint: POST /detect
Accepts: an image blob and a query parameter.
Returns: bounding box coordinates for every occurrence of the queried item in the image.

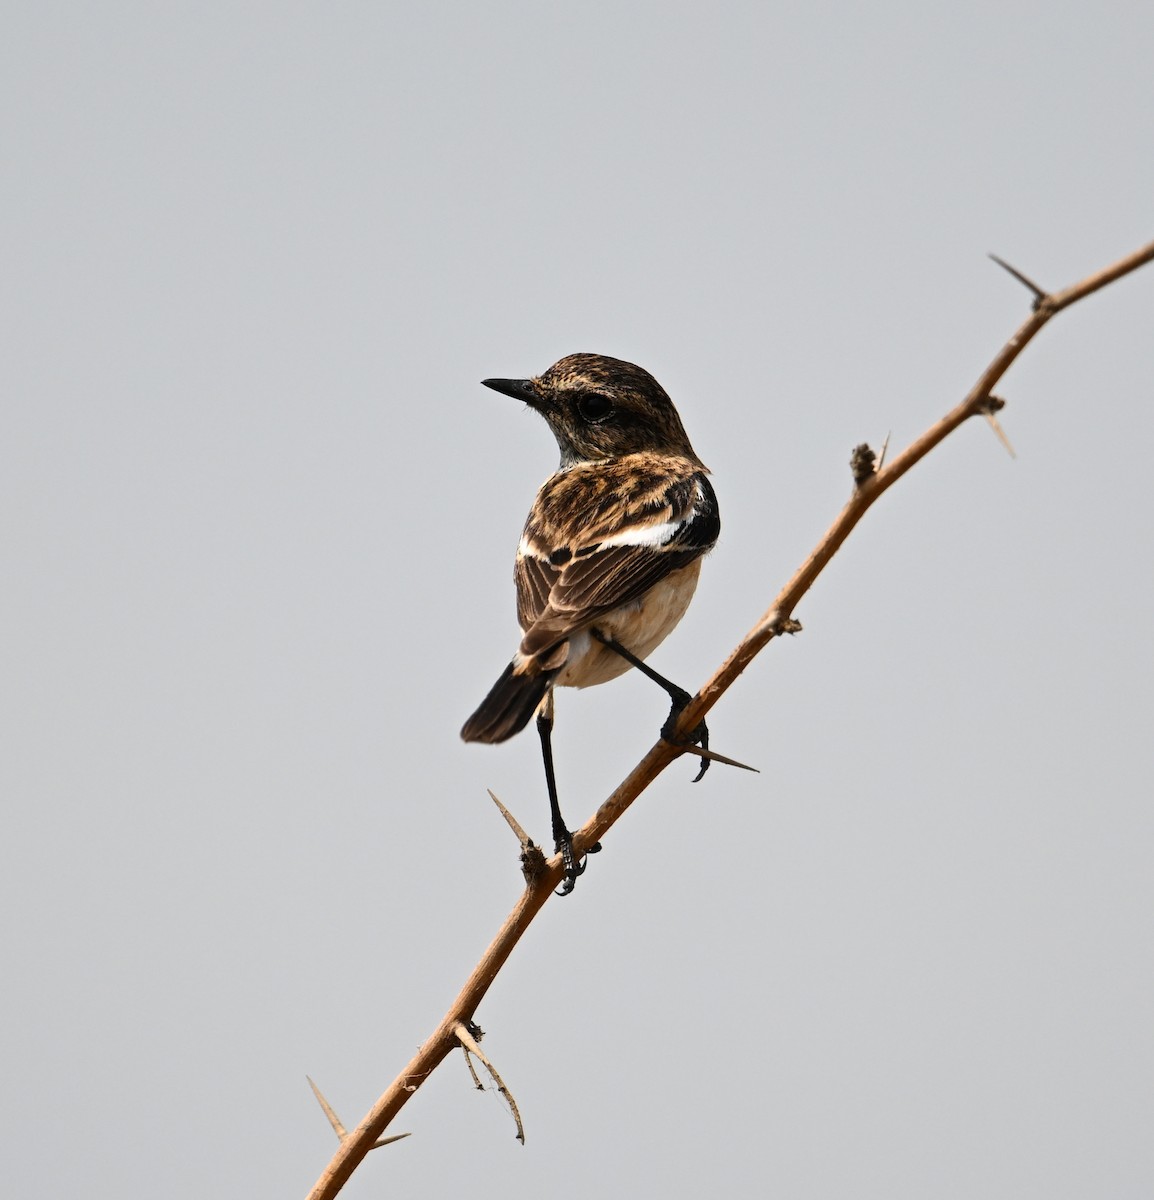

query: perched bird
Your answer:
[461,353,721,893]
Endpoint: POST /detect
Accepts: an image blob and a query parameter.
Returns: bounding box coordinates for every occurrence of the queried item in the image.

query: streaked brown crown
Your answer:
[521,353,703,468]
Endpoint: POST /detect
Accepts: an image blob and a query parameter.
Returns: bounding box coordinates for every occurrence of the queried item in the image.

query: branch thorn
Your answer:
[876,431,892,473]
[988,253,1048,310]
[307,1076,410,1151]
[675,743,759,773]
[307,1076,348,1140]
[979,394,1016,459]
[369,1133,412,1151]
[487,789,534,850]
[489,791,549,880]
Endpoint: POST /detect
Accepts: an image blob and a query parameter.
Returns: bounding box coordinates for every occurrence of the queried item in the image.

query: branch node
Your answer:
[520,841,548,883]
[752,610,803,645]
[455,1021,526,1144]
[850,443,877,485]
[988,252,1049,310]
[770,615,803,637]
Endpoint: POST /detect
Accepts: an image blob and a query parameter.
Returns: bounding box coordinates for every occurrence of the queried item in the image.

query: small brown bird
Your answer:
[461,353,720,893]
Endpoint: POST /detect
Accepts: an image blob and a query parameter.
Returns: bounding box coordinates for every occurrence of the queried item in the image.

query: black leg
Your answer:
[590,628,711,782]
[536,696,592,895]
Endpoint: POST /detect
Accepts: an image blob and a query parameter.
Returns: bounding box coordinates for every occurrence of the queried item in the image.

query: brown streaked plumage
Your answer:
[460,353,720,892]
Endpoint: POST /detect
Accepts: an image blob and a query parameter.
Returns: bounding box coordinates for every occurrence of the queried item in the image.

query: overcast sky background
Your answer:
[3,3,1152,1197]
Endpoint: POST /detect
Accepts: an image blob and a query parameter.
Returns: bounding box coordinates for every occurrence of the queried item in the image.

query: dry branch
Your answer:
[305,239,1154,1200]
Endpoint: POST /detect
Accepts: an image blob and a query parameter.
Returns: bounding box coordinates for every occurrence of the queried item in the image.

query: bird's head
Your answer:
[482,353,702,468]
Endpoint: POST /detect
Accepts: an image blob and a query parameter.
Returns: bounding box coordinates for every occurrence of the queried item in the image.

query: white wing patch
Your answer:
[595,518,684,549]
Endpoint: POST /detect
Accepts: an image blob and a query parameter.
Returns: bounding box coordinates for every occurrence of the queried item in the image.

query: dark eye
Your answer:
[576,392,614,423]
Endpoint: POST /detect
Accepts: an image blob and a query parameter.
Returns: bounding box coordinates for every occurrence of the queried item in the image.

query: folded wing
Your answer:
[516,464,719,659]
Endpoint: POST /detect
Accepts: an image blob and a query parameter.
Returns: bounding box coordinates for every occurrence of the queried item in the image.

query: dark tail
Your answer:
[461,662,557,744]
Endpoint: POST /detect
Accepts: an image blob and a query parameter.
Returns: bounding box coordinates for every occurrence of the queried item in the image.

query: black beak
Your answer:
[481,377,540,405]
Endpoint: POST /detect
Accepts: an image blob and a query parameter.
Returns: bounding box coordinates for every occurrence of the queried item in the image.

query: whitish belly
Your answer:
[555,560,702,689]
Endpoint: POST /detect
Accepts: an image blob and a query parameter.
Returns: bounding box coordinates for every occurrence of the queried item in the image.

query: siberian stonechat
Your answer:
[461,353,720,893]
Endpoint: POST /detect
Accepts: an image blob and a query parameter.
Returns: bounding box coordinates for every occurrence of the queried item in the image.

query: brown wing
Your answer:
[514,464,719,659]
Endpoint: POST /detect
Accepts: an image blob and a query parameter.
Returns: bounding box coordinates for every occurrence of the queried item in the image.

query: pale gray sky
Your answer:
[2,3,1152,1197]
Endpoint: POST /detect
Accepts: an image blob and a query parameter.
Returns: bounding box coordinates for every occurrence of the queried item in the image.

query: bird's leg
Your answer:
[589,629,711,782]
[536,693,591,895]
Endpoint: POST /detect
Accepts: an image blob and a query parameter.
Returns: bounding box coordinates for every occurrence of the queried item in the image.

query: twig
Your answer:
[304,239,1154,1200]
[455,1021,526,1143]
[462,1046,484,1091]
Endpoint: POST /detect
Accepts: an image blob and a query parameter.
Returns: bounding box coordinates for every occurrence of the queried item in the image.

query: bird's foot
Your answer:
[660,688,711,783]
[554,831,601,896]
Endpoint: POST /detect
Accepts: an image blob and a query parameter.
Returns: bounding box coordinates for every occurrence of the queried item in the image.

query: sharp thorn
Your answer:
[877,430,892,472]
[674,743,760,773]
[306,1076,348,1141]
[983,409,1017,459]
[488,789,534,850]
[369,1132,412,1151]
[988,252,1048,305]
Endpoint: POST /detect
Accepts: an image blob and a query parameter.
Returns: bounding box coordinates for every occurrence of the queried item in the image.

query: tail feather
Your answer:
[461,662,556,744]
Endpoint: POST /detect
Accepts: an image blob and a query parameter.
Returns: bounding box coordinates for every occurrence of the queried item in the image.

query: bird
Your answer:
[461,353,722,894]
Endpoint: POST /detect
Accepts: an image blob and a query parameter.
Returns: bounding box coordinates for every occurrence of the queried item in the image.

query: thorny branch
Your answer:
[305,239,1154,1200]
